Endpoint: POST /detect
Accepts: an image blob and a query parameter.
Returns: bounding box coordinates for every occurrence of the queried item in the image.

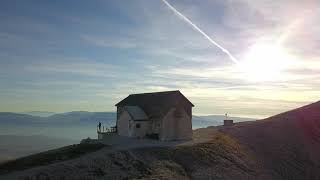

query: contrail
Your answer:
[161,0,239,64]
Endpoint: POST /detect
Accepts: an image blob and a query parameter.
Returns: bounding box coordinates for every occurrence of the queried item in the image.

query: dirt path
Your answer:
[97,127,218,150]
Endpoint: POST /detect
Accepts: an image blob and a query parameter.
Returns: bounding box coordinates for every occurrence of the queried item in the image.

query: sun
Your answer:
[237,43,294,82]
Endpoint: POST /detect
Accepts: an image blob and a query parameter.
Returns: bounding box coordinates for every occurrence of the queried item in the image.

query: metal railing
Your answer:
[97,125,117,133]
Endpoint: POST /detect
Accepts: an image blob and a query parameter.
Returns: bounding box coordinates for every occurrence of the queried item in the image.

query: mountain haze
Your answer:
[0,111,254,162]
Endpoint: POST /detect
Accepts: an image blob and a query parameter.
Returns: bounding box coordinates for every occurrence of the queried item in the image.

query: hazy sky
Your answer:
[0,0,319,118]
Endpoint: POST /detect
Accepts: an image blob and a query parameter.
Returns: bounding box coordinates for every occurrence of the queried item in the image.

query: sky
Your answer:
[0,0,319,118]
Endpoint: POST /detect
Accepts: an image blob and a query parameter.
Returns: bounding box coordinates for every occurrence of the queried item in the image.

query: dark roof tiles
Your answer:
[115,90,194,117]
[115,90,194,107]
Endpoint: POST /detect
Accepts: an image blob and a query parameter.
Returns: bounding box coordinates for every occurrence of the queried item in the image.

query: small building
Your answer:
[223,113,234,126]
[115,90,194,141]
[224,119,234,126]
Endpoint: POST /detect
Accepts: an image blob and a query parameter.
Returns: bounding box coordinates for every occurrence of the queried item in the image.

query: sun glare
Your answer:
[238,43,294,82]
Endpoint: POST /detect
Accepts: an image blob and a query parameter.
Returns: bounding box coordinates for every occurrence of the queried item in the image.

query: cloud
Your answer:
[24,60,117,78]
[80,34,137,49]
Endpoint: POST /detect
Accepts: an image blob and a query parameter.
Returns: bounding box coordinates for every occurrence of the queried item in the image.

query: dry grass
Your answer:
[0,143,106,174]
[130,131,259,180]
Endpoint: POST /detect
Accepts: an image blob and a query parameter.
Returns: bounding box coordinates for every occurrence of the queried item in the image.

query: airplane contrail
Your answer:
[161,0,239,64]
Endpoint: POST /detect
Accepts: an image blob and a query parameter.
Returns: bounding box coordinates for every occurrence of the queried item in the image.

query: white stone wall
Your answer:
[150,117,162,134]
[160,107,192,141]
[98,132,104,140]
[117,107,192,141]
[117,110,150,138]
[131,121,151,138]
[117,111,131,136]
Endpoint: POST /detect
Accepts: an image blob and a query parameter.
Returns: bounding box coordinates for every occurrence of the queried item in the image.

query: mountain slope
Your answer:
[220,101,320,180]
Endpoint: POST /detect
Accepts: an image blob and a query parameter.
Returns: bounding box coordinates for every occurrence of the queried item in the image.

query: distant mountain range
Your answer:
[0,111,116,126]
[22,111,56,117]
[0,111,117,140]
[0,111,254,127]
[0,111,254,164]
[0,111,255,140]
